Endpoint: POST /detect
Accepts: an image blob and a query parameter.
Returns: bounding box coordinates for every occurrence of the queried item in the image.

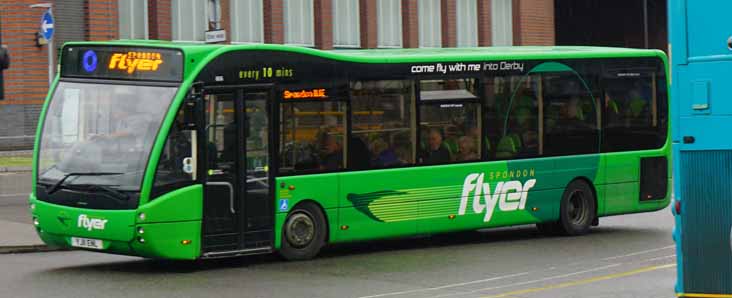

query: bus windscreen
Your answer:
[60,46,183,82]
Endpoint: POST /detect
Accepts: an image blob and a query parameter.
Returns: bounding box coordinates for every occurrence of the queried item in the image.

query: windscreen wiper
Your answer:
[46,172,123,195]
[80,184,130,201]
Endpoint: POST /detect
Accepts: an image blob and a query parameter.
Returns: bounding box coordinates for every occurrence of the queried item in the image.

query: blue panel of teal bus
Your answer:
[670,0,732,296]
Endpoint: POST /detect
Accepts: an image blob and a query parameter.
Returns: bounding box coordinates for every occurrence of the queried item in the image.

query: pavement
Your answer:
[0,149,32,173]
[0,151,50,254]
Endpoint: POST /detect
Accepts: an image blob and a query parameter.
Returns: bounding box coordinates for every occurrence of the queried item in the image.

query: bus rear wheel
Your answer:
[558,180,596,236]
[280,203,326,261]
[537,180,596,236]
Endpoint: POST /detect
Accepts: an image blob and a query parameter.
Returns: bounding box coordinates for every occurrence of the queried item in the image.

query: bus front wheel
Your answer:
[280,203,326,261]
[538,180,596,236]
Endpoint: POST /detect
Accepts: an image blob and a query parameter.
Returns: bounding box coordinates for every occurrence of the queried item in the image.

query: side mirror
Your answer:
[183,100,197,129]
[183,82,203,129]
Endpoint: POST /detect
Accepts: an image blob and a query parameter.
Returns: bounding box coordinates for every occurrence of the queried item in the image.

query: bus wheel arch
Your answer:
[279,200,328,261]
[573,176,599,224]
[537,177,597,236]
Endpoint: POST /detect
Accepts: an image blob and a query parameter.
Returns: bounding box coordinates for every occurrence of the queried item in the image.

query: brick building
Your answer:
[0,0,664,150]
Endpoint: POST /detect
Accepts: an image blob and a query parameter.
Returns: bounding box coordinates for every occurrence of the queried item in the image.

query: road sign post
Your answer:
[31,3,54,85]
[41,9,54,84]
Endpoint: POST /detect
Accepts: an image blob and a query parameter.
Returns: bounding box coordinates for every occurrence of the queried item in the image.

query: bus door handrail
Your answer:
[206,181,235,214]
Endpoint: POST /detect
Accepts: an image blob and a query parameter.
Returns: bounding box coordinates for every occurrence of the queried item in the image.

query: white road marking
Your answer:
[432,263,623,298]
[360,246,677,298]
[356,271,533,298]
[601,245,675,261]
[641,254,676,263]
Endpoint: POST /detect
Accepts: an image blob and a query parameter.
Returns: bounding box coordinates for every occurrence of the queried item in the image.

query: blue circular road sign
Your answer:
[40,11,54,41]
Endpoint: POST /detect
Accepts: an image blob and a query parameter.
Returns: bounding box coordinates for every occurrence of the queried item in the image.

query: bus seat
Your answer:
[517,95,535,108]
[495,135,520,159]
[444,138,458,157]
[628,97,647,117]
[607,98,620,115]
[510,133,522,149]
[515,107,532,127]
[576,105,585,121]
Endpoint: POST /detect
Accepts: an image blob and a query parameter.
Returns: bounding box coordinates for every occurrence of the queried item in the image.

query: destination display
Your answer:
[61,46,184,82]
[283,88,327,99]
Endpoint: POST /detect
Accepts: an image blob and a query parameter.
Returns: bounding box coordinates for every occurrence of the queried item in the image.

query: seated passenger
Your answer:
[290,141,319,171]
[350,136,371,170]
[319,134,343,170]
[556,97,590,131]
[455,136,479,161]
[604,93,622,126]
[391,132,414,164]
[443,137,459,157]
[420,129,451,165]
[371,138,400,167]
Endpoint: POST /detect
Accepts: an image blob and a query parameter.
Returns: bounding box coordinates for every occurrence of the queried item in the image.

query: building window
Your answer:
[231,0,264,43]
[333,0,360,48]
[172,0,208,41]
[284,0,314,46]
[456,0,477,47]
[118,0,148,39]
[418,0,442,48]
[377,0,402,48]
[491,0,513,46]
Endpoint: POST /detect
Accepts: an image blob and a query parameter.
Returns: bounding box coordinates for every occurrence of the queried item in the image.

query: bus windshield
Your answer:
[37,81,177,191]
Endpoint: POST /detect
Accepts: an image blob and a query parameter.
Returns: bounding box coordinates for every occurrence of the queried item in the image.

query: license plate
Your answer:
[70,237,103,249]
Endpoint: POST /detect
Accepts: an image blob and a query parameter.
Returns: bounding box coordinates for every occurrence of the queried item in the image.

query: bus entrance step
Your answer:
[201,247,272,259]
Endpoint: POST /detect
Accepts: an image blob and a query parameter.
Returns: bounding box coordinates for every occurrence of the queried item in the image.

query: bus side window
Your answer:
[418,78,481,165]
[485,75,540,160]
[151,108,194,199]
[542,71,599,157]
[279,101,346,174]
[602,62,667,152]
[350,80,416,170]
[205,93,236,171]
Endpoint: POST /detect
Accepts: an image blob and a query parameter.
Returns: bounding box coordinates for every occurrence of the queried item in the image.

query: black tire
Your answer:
[557,180,596,236]
[279,203,327,261]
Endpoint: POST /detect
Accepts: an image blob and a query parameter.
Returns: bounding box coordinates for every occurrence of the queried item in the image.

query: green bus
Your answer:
[30,42,670,260]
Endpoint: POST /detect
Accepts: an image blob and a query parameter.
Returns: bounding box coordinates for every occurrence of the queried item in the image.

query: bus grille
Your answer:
[681,150,732,293]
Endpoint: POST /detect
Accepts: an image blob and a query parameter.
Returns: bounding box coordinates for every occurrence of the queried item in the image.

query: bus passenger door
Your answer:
[240,90,273,250]
[201,88,273,256]
[202,91,242,254]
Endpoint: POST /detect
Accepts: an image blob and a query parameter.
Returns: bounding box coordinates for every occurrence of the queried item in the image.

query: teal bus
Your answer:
[670,0,732,296]
[30,42,670,260]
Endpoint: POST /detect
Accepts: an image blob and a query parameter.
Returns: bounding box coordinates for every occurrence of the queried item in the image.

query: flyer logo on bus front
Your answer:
[108,51,164,74]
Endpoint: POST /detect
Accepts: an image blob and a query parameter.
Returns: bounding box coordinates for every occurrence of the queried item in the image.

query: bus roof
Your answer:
[61,40,666,65]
